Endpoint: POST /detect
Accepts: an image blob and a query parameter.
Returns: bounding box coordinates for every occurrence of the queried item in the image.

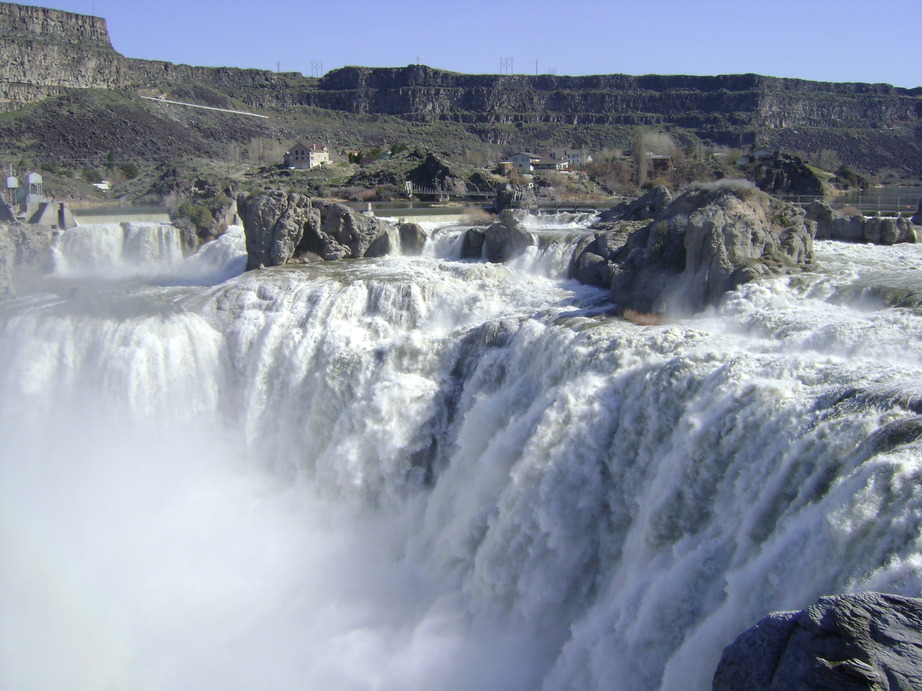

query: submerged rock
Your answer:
[571,181,815,314]
[713,592,922,691]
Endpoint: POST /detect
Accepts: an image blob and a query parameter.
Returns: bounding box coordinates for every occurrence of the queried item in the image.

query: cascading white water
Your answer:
[3,218,922,690]
[51,221,187,278]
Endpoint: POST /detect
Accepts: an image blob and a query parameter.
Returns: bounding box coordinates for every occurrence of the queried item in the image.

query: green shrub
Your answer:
[175,201,214,231]
[120,162,139,180]
[82,168,103,184]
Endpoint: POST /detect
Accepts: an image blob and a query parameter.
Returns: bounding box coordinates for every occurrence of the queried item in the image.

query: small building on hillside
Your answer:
[285,142,330,169]
[533,158,569,172]
[646,154,673,179]
[510,152,542,174]
[550,149,593,168]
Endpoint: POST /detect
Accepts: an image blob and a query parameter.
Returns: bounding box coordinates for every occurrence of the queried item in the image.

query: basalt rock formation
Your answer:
[462,209,535,262]
[571,182,815,314]
[753,151,826,196]
[2,3,921,175]
[593,186,673,227]
[238,191,394,269]
[712,592,922,691]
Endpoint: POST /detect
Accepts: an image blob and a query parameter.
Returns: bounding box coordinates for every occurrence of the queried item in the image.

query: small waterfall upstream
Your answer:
[3,218,922,690]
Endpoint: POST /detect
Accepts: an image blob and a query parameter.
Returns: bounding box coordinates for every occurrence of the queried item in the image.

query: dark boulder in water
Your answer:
[713,592,922,691]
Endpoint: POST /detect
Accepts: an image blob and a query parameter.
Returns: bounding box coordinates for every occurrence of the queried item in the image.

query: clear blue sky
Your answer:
[34,0,922,88]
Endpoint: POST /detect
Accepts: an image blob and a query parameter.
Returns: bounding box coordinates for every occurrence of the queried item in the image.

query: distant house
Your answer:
[533,158,569,171]
[285,142,330,169]
[647,154,673,178]
[510,152,542,174]
[550,149,593,168]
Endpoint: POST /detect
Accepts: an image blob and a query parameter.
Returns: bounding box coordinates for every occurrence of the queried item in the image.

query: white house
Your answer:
[510,152,542,174]
[285,142,330,169]
[533,158,569,171]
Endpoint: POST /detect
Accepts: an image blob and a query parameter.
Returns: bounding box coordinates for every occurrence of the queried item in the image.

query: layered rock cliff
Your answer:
[1,2,920,173]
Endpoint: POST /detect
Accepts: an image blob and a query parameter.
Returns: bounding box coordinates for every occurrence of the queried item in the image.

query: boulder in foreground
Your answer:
[713,591,922,691]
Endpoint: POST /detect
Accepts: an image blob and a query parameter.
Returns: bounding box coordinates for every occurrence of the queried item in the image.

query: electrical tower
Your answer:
[500,57,514,75]
[311,61,324,78]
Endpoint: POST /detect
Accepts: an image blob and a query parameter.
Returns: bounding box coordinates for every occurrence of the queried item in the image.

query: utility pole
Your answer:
[535,60,538,75]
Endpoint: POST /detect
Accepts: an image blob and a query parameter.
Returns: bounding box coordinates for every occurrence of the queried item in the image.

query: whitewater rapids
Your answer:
[2,220,922,690]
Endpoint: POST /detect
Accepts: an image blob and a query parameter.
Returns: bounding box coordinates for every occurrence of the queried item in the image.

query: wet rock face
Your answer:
[397,222,428,255]
[237,191,317,270]
[238,192,392,269]
[571,183,816,315]
[712,592,922,691]
[461,210,535,262]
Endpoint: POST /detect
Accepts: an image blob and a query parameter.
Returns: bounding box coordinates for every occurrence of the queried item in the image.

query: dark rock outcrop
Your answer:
[406,153,467,196]
[0,199,16,224]
[754,152,825,196]
[482,210,535,263]
[713,592,922,691]
[911,199,922,226]
[397,222,428,255]
[237,191,393,269]
[461,226,485,258]
[593,186,672,228]
[571,182,815,314]
[806,200,918,244]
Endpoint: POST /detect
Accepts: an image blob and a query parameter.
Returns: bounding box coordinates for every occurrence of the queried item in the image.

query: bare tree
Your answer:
[633,129,678,185]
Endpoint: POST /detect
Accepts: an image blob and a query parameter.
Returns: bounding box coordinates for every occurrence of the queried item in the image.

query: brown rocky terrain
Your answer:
[1,2,920,177]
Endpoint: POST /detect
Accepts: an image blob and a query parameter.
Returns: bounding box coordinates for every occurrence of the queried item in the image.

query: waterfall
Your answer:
[3,220,922,690]
[52,222,186,278]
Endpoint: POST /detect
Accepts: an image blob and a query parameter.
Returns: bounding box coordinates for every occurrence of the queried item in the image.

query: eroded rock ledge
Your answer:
[237,191,427,270]
[713,592,922,691]
[571,183,816,315]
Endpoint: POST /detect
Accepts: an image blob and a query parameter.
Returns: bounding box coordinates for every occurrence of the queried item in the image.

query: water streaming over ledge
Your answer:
[3,219,922,690]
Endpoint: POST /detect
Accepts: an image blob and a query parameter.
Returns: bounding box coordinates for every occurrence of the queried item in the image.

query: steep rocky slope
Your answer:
[1,2,920,174]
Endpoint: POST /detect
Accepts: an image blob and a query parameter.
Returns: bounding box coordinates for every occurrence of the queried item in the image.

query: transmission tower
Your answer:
[311,61,324,78]
[500,57,514,75]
